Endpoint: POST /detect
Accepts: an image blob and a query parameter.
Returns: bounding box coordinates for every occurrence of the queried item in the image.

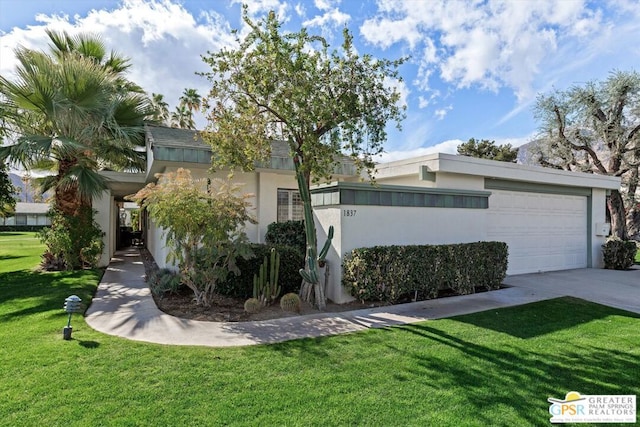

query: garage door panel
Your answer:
[487,190,587,275]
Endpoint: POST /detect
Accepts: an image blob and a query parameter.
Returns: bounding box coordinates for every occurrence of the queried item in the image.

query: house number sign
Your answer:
[343,209,357,217]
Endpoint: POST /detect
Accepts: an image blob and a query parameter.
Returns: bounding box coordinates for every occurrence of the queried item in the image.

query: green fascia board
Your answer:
[311,182,490,209]
[485,178,593,196]
[154,147,356,175]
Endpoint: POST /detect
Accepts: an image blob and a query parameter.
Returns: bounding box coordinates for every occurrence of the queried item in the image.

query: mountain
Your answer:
[9,173,50,203]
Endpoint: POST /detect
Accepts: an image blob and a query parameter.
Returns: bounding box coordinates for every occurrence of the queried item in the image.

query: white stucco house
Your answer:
[95,125,620,304]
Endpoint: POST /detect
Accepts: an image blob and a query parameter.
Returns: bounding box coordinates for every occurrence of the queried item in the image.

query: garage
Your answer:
[487,190,588,275]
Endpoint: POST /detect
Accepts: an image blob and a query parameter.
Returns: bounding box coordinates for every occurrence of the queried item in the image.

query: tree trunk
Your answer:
[608,190,629,240]
[625,167,639,240]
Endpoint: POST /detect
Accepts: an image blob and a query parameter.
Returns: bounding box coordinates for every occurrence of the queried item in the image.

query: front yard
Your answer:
[0,232,638,426]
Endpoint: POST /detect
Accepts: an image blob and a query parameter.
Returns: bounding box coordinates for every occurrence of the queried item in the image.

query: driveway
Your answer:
[503,266,640,314]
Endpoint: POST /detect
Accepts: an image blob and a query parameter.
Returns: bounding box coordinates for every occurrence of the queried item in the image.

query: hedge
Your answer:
[0,225,49,232]
[264,220,306,257]
[217,244,305,299]
[342,242,508,303]
[602,239,637,270]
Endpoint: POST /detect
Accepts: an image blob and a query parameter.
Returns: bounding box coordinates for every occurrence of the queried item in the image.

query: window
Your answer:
[277,189,303,222]
[15,214,27,225]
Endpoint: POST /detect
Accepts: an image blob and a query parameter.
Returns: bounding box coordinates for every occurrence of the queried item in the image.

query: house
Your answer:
[94,126,621,304]
[94,124,357,267]
[0,202,51,228]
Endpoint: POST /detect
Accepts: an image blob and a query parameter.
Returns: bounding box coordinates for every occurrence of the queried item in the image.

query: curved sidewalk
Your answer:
[86,248,561,347]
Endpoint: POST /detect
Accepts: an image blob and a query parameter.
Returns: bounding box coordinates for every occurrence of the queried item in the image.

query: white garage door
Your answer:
[487,190,587,275]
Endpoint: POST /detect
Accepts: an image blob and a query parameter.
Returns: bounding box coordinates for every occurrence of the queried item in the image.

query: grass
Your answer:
[636,248,640,263]
[0,231,45,273]
[1,233,639,426]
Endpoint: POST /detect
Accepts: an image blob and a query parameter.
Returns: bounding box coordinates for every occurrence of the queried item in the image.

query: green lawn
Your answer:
[0,231,45,273]
[0,233,639,426]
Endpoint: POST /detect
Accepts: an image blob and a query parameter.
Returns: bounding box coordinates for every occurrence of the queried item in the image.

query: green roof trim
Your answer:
[484,178,593,196]
[146,124,357,175]
[311,182,490,209]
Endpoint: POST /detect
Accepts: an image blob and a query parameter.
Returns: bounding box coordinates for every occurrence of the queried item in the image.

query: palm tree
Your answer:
[148,93,170,125]
[0,31,148,267]
[170,104,196,129]
[179,88,201,113]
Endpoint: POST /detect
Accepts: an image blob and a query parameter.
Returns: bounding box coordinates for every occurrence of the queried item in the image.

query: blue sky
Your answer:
[1,0,639,161]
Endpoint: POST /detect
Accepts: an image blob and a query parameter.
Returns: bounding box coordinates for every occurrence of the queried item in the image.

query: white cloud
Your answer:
[434,105,452,120]
[374,138,463,163]
[302,8,350,29]
[0,0,238,129]
[359,0,637,103]
[233,0,290,20]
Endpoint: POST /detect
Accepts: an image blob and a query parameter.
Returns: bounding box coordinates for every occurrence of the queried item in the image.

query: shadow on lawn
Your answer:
[390,301,639,426]
[450,296,640,338]
[0,270,99,321]
[0,255,24,261]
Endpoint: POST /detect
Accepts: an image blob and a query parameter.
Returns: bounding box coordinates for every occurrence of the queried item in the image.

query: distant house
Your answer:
[94,125,620,304]
[1,202,51,227]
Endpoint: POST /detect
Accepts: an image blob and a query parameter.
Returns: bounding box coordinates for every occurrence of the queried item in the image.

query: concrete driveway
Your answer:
[503,266,640,314]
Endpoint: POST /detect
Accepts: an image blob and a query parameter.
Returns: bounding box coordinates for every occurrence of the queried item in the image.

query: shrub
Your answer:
[39,206,104,270]
[218,244,304,299]
[602,239,637,270]
[0,225,48,232]
[264,220,306,256]
[148,268,182,296]
[342,242,509,304]
[128,169,255,307]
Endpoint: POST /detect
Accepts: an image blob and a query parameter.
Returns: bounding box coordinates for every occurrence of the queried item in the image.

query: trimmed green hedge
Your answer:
[0,225,49,232]
[217,244,305,299]
[342,242,508,303]
[264,220,306,257]
[602,239,637,270]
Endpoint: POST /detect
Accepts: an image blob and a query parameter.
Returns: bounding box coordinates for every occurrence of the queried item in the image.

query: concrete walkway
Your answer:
[85,248,640,347]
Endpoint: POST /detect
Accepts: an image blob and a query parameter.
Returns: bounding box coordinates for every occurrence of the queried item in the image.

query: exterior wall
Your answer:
[94,191,115,268]
[147,218,174,270]
[590,188,609,268]
[316,202,489,304]
[144,167,299,269]
[256,171,298,242]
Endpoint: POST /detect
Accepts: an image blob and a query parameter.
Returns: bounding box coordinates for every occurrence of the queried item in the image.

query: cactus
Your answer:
[253,248,281,306]
[294,159,333,310]
[244,297,261,313]
[280,292,301,313]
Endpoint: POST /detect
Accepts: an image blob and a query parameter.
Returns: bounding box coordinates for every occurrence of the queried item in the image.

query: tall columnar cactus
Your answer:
[294,158,333,310]
[253,248,281,306]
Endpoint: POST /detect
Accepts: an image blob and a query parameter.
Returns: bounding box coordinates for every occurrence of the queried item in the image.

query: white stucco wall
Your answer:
[316,204,489,303]
[591,188,609,268]
[94,190,115,268]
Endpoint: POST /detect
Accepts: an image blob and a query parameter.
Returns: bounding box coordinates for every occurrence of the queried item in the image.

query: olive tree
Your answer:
[129,168,255,307]
[532,70,640,239]
[457,138,518,162]
[199,9,406,309]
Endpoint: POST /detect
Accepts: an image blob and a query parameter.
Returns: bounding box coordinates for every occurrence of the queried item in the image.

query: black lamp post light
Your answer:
[63,295,82,340]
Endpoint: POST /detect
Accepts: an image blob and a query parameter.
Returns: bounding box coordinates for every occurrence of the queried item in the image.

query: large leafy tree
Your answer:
[200,9,406,309]
[457,138,518,162]
[531,70,640,240]
[0,30,149,267]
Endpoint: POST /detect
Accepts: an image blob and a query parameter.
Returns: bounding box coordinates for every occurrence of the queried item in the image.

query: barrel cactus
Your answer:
[280,292,301,313]
[244,297,261,314]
